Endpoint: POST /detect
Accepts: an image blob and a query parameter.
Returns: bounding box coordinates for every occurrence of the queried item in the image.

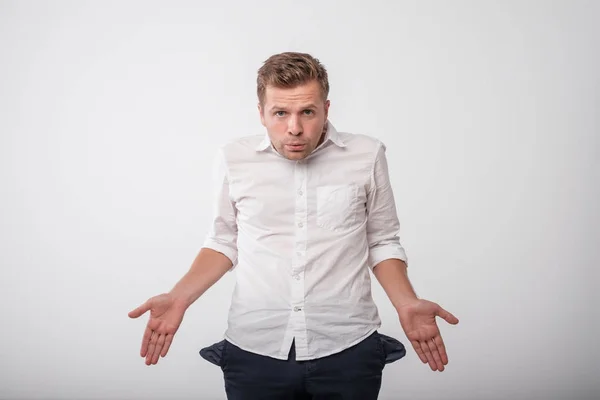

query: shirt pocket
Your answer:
[316,184,359,231]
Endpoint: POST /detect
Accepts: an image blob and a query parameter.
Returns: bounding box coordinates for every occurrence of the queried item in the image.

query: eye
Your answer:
[275,111,286,117]
[303,109,314,115]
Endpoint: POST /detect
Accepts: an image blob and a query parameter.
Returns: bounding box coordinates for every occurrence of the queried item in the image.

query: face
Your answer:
[259,80,330,161]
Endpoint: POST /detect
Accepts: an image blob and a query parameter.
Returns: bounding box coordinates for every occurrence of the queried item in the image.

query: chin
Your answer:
[285,152,307,161]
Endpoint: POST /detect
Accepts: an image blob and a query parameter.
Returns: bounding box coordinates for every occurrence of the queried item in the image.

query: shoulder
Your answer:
[337,131,387,158]
[220,134,264,153]
[215,134,265,162]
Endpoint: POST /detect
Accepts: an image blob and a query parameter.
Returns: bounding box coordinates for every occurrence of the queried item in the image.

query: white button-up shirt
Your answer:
[203,120,408,361]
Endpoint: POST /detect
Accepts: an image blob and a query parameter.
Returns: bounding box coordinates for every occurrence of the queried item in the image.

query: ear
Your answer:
[258,103,266,127]
[324,100,330,120]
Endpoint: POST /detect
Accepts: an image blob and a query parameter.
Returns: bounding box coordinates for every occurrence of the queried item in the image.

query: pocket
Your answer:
[199,339,228,368]
[377,333,406,364]
[373,331,387,366]
[316,184,358,231]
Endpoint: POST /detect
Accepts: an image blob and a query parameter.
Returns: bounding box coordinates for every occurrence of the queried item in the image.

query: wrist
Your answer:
[394,296,419,313]
[169,290,194,311]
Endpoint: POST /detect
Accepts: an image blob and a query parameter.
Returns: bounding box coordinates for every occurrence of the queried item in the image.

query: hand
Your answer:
[397,299,459,372]
[128,293,186,365]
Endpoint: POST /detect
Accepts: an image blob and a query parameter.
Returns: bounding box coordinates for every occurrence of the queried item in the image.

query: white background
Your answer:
[1,1,598,399]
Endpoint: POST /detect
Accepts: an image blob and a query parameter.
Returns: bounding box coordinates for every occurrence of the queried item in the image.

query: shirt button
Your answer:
[298,222,303,228]
[293,274,300,280]
[298,189,303,196]
[293,306,302,312]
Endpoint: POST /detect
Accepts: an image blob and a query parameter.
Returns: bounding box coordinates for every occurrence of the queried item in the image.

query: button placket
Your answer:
[290,161,308,342]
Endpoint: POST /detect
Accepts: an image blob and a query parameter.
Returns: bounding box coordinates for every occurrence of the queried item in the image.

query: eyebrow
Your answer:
[269,104,318,112]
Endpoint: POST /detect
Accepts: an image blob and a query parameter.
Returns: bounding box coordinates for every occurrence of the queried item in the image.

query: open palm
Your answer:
[397,299,459,372]
[128,293,186,365]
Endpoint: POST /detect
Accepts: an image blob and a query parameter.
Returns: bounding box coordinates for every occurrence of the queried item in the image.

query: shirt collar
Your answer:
[255,120,346,152]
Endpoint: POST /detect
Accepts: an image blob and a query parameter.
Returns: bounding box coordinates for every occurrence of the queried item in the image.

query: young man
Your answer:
[129,52,459,399]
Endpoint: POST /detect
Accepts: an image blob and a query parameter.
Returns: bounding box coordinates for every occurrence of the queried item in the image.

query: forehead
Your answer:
[264,80,324,108]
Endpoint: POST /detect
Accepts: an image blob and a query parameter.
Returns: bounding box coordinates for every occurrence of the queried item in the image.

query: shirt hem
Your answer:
[293,326,381,361]
[223,324,381,361]
[223,333,290,361]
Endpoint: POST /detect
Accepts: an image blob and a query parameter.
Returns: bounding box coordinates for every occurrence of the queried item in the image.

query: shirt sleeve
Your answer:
[202,148,238,270]
[366,141,408,270]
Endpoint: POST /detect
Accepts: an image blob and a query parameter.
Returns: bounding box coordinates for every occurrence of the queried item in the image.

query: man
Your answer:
[129,52,459,399]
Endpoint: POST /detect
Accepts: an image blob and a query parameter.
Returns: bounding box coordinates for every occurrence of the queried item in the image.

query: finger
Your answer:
[411,340,428,364]
[140,326,153,357]
[146,331,157,365]
[151,333,166,365]
[419,341,436,371]
[434,335,449,365]
[161,334,174,358]
[436,305,459,325]
[426,338,444,371]
[129,301,150,319]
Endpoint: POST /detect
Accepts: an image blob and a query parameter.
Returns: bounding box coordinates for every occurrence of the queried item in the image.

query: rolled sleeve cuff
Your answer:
[368,244,408,270]
[202,239,238,271]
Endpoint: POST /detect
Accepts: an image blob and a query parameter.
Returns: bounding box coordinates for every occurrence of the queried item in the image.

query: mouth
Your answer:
[285,143,306,151]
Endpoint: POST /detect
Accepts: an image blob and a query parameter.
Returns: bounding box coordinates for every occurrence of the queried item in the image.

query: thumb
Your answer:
[436,305,459,325]
[128,300,151,319]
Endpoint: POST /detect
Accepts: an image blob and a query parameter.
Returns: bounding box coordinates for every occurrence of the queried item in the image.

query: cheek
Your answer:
[308,121,326,141]
[265,116,279,128]
[266,120,286,144]
[270,119,290,132]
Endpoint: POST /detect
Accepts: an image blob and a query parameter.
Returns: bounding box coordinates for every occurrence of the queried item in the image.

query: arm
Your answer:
[372,258,417,310]
[129,148,238,365]
[172,147,239,309]
[169,247,233,310]
[366,142,459,372]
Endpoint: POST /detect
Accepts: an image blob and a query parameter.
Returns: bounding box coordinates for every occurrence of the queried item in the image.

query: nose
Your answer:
[287,115,302,136]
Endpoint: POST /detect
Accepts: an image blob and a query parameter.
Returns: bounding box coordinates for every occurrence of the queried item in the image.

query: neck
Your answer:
[317,122,328,147]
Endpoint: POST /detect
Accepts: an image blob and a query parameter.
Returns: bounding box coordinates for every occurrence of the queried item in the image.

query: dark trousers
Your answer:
[221,331,386,400]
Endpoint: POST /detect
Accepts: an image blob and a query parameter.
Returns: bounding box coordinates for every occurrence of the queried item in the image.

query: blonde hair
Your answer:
[257,52,329,105]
